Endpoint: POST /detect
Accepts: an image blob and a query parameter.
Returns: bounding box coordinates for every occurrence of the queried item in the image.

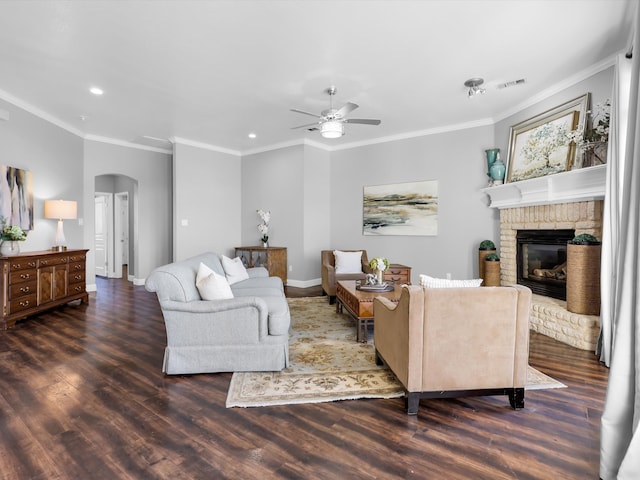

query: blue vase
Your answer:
[490,156,506,184]
[485,148,500,178]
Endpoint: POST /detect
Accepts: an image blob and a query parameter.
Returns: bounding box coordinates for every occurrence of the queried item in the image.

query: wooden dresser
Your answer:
[383,264,412,284]
[1,249,89,329]
[234,246,287,285]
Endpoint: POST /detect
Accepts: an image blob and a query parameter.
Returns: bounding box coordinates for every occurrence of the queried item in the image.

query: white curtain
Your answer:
[599,4,640,478]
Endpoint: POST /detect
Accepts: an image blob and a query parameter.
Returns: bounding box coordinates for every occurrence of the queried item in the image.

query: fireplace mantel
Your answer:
[481,164,606,209]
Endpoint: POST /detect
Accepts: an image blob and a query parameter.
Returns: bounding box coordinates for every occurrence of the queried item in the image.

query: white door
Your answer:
[114,192,129,278]
[94,194,109,277]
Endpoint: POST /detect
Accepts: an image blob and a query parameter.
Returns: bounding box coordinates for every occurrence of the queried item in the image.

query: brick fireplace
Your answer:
[482,165,605,351]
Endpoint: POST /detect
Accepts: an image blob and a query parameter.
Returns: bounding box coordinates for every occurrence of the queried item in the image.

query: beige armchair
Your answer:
[374,284,531,415]
[321,250,372,304]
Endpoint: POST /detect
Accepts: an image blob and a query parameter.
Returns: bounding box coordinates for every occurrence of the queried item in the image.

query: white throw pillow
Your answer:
[419,274,483,288]
[221,255,250,285]
[333,250,363,274]
[196,271,234,300]
[196,262,216,285]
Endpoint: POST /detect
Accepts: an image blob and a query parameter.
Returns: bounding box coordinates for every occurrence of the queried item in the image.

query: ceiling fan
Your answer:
[291,86,381,138]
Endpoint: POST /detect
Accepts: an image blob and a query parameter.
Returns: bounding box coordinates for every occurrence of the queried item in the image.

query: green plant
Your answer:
[479,239,495,250]
[485,253,500,261]
[569,233,600,245]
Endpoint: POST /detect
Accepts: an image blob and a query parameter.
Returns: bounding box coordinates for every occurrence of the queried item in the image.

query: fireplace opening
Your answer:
[516,229,575,300]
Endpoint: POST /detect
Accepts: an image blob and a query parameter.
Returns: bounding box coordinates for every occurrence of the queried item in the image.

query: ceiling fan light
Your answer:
[321,121,344,139]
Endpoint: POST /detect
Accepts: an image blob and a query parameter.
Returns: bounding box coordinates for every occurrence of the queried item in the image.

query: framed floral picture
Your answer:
[506,94,589,183]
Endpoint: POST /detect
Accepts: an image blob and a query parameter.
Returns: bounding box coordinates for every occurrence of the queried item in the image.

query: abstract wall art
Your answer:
[363,180,438,236]
[0,164,34,230]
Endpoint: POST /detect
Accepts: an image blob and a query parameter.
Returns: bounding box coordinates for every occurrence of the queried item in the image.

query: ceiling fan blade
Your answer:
[291,122,322,130]
[335,102,359,118]
[344,118,381,125]
[290,108,323,118]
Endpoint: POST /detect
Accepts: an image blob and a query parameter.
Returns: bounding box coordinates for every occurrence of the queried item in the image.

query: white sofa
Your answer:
[145,252,290,374]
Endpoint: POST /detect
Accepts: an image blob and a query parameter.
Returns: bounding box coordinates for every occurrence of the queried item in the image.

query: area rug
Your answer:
[226,297,565,408]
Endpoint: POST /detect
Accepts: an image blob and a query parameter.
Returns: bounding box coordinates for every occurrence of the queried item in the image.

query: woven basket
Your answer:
[483,259,501,287]
[478,249,496,284]
[566,243,601,315]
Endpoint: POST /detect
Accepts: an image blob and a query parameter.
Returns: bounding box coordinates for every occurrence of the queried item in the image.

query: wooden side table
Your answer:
[234,246,287,285]
[383,264,412,284]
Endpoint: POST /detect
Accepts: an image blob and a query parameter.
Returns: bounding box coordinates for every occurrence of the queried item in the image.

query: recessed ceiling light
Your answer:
[89,87,104,95]
[248,133,257,139]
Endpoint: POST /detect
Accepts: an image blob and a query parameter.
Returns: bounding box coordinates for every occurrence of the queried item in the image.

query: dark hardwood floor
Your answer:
[0,275,608,479]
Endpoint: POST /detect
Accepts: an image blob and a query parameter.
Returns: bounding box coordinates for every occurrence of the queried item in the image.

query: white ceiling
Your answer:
[0,0,634,154]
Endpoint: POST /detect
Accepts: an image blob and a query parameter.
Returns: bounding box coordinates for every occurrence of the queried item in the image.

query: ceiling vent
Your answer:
[497,79,526,89]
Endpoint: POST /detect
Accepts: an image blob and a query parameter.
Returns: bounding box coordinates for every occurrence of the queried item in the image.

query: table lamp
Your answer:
[44,199,77,251]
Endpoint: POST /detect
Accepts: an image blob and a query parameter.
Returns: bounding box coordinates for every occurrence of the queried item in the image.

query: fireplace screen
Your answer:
[517,229,574,300]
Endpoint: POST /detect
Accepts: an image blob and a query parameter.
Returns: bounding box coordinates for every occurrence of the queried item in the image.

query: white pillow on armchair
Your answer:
[333,250,363,274]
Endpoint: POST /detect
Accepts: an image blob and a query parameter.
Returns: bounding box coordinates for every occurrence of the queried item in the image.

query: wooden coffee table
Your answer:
[336,280,403,343]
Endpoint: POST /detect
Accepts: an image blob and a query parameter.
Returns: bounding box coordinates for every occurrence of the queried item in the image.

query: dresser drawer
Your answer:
[10,269,37,284]
[68,261,85,274]
[9,293,38,314]
[69,269,86,285]
[38,256,69,267]
[10,280,37,299]
[8,259,37,271]
[68,283,87,295]
[68,253,86,263]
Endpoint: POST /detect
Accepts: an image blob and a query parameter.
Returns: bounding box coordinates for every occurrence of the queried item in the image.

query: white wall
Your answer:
[0,98,84,252]
[173,141,241,260]
[83,140,172,286]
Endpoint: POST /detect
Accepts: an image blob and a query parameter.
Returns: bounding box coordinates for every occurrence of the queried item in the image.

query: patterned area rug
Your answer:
[226,297,565,408]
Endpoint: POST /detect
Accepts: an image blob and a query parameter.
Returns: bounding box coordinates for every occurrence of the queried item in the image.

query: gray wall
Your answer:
[173,141,241,260]
[241,144,331,285]
[83,140,172,287]
[330,126,498,283]
[0,99,84,252]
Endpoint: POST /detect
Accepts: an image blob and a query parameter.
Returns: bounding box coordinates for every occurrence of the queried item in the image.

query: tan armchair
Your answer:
[321,250,372,304]
[374,284,531,415]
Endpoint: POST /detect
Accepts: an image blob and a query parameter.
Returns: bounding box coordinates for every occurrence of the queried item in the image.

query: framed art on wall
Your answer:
[363,180,438,236]
[0,164,34,230]
[506,94,589,183]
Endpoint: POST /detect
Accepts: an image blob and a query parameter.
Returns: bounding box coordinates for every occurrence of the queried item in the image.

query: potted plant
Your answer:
[483,253,501,287]
[478,240,496,282]
[566,233,601,315]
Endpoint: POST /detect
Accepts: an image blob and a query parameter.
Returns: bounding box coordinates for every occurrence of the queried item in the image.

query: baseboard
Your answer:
[86,283,97,292]
[132,277,146,286]
[286,278,321,288]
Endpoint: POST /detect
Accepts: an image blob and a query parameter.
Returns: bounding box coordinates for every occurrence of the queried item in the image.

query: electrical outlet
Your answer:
[446,273,452,280]
[289,265,293,272]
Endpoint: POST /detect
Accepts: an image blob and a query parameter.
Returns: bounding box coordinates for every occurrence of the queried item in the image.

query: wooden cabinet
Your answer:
[383,264,412,284]
[235,246,287,285]
[1,249,89,329]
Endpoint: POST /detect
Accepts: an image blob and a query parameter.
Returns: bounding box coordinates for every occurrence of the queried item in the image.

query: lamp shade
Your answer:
[321,121,344,139]
[44,200,77,220]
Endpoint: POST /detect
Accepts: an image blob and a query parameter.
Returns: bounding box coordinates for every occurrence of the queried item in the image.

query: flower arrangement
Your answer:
[257,209,270,244]
[566,99,610,165]
[1,224,27,241]
[369,257,389,272]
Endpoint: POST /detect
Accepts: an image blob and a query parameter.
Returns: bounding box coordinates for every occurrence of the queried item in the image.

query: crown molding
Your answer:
[494,53,618,124]
[170,136,242,157]
[84,134,172,154]
[0,87,84,137]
